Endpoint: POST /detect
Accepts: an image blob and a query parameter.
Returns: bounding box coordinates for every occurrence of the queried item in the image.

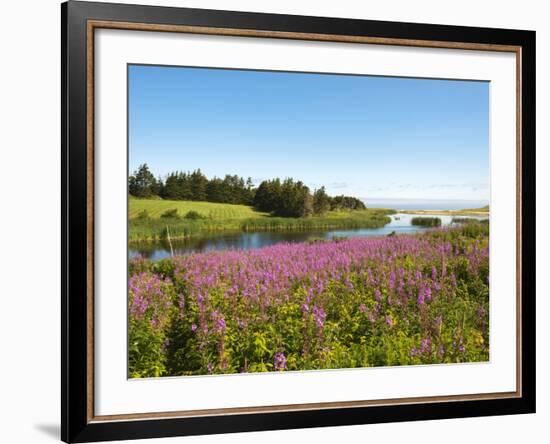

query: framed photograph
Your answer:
[62,1,535,442]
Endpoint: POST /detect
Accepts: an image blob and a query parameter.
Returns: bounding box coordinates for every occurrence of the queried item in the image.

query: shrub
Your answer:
[461,221,489,238]
[411,217,441,227]
[136,209,150,220]
[184,210,206,220]
[160,209,179,219]
[452,217,480,225]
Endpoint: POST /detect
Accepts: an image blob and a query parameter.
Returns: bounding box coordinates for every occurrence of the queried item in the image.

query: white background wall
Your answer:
[0,1,547,443]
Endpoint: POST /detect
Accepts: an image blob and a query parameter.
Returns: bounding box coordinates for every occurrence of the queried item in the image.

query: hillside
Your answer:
[129,197,269,220]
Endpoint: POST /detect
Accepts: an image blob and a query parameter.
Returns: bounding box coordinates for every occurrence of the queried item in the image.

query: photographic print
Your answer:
[62,4,535,440]
[127,65,490,378]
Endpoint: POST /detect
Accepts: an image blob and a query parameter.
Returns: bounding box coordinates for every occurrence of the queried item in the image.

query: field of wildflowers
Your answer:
[128,224,489,377]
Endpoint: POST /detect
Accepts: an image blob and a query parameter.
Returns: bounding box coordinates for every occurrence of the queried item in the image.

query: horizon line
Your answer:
[362,197,489,202]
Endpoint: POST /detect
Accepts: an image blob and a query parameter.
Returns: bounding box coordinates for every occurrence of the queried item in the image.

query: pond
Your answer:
[129,213,488,261]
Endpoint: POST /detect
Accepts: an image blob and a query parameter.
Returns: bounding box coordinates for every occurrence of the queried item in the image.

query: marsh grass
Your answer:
[451,217,487,225]
[411,217,442,227]
[128,200,394,242]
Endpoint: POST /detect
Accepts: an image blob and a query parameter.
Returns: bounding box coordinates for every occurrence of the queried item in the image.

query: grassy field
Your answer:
[129,198,394,242]
[129,197,269,219]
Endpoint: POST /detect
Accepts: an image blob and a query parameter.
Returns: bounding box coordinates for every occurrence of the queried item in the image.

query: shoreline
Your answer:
[128,209,489,244]
[128,214,393,243]
[400,209,490,216]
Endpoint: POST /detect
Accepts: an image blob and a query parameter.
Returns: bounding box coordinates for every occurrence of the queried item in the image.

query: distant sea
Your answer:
[362,199,489,211]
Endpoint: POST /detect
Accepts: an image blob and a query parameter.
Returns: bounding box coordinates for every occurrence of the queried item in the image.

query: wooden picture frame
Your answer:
[62,1,535,442]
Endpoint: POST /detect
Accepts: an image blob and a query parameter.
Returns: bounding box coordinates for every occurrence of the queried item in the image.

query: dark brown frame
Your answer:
[62,1,536,442]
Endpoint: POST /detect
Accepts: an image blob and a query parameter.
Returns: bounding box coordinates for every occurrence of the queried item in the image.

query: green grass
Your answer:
[451,217,486,225]
[402,205,489,216]
[129,197,268,219]
[129,198,394,242]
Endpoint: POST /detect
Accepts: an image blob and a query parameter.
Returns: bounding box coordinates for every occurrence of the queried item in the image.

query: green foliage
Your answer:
[254,178,367,217]
[313,186,331,215]
[128,164,162,198]
[461,221,489,238]
[136,209,150,220]
[253,178,282,213]
[128,274,177,378]
[411,217,442,227]
[160,169,209,201]
[160,208,179,219]
[240,213,391,232]
[151,259,176,279]
[133,167,256,205]
[128,319,169,378]
[279,178,313,217]
[254,177,313,217]
[184,210,206,220]
[330,195,366,211]
[452,217,479,224]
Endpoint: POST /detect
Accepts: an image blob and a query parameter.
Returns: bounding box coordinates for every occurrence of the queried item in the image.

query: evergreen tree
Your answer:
[128,164,158,198]
[331,195,366,211]
[278,179,312,217]
[254,179,282,213]
[190,169,208,201]
[313,186,331,215]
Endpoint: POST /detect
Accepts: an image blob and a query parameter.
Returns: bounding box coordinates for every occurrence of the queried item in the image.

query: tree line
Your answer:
[129,164,254,204]
[129,163,366,217]
[253,178,365,217]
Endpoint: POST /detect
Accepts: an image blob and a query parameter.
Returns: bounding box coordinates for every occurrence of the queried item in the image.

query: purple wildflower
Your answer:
[312,305,326,328]
[273,352,287,371]
[211,310,226,334]
[420,338,432,354]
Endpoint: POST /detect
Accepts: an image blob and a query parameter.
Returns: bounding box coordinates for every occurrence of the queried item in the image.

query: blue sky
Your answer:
[129,65,489,202]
